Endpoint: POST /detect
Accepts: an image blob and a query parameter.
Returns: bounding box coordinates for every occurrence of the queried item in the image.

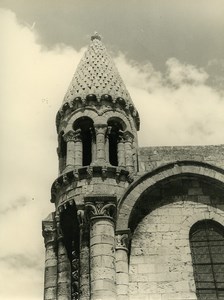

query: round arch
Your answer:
[116,160,224,231]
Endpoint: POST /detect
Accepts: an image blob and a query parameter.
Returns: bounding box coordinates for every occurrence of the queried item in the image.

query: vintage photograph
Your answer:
[1,1,224,299]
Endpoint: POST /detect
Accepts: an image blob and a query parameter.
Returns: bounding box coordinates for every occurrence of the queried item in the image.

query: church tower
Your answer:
[43,33,224,300]
[42,33,140,300]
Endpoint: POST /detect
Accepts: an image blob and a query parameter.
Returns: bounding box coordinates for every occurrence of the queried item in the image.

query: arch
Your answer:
[103,110,134,133]
[73,117,94,166]
[66,109,99,132]
[189,220,224,299]
[107,117,126,166]
[117,161,224,231]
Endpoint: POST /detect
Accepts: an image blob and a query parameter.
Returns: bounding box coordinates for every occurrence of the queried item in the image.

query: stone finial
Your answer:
[91,31,102,41]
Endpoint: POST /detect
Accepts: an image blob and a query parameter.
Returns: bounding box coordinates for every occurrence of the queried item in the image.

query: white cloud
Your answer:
[1,7,224,300]
[115,55,224,146]
[165,57,209,86]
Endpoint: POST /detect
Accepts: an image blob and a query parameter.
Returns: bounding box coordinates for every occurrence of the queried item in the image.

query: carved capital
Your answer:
[94,123,107,135]
[123,131,134,143]
[63,130,76,142]
[84,195,117,222]
[42,215,57,246]
[115,230,131,251]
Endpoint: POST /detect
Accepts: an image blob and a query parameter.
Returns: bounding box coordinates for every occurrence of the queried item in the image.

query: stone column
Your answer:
[90,128,96,165]
[57,147,64,175]
[42,214,57,300]
[78,210,90,300]
[85,196,117,300]
[124,131,134,173]
[115,230,130,300]
[94,124,107,165]
[74,129,83,168]
[56,216,72,300]
[105,126,111,163]
[64,130,76,172]
[117,130,125,167]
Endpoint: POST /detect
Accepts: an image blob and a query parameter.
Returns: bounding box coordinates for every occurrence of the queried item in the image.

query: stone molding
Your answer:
[51,166,129,203]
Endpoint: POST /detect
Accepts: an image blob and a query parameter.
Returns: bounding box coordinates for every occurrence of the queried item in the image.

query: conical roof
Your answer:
[63,33,135,107]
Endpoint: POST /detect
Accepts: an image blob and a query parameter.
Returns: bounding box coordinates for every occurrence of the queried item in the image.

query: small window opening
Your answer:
[108,119,123,166]
[73,117,94,166]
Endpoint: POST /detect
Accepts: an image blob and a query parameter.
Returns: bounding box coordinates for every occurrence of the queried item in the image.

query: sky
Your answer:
[1,1,224,299]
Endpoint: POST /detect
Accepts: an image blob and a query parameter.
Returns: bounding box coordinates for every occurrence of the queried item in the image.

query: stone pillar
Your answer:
[115,230,130,300]
[85,196,117,300]
[56,216,72,300]
[78,210,90,300]
[74,129,83,168]
[117,130,125,167]
[57,147,64,175]
[90,128,96,164]
[94,124,107,165]
[64,130,76,172]
[124,131,134,173]
[42,214,57,300]
[105,126,111,163]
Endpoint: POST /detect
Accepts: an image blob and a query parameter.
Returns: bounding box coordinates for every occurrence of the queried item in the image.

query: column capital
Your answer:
[84,195,117,222]
[123,131,134,142]
[63,130,77,142]
[94,123,107,134]
[115,229,131,251]
[42,214,57,246]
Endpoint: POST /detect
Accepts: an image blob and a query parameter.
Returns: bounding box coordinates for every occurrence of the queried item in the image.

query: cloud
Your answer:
[1,7,224,300]
[115,55,224,146]
[165,57,209,86]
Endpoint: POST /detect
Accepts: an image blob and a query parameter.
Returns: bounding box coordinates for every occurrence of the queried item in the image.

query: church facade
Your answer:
[42,33,224,300]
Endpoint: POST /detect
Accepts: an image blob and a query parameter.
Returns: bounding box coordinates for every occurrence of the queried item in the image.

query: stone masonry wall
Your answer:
[138,145,224,174]
[128,186,224,300]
